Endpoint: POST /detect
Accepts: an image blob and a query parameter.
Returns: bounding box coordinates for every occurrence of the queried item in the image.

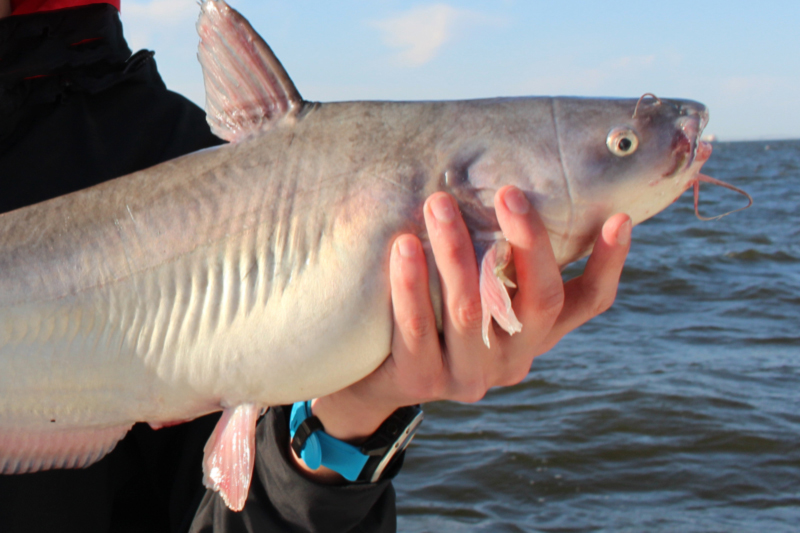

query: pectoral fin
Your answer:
[202,403,261,512]
[479,240,523,348]
[197,0,304,143]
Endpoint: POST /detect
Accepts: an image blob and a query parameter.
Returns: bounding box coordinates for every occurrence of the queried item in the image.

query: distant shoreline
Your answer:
[705,137,800,143]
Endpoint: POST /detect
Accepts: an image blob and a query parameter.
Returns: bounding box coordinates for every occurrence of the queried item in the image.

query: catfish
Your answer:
[0,0,749,510]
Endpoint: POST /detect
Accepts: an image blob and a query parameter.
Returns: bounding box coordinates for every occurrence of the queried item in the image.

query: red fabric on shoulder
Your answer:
[11,0,120,15]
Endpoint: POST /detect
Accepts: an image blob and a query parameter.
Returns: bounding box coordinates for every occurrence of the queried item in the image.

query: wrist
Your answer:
[310,388,397,444]
[289,399,423,484]
[288,391,396,483]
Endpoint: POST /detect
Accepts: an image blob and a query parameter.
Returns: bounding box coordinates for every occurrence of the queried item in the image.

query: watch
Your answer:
[289,400,423,482]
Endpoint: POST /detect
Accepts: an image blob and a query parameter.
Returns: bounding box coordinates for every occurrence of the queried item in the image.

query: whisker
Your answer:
[693,174,754,221]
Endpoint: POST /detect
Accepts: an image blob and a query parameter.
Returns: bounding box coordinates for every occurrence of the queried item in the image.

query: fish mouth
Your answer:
[663,103,710,178]
[673,104,752,220]
[683,106,709,169]
[654,101,752,220]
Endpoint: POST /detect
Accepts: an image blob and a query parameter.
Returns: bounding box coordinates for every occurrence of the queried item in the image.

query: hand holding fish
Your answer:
[302,188,631,479]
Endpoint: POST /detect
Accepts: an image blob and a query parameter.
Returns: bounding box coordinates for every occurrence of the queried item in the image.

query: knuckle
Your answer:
[425,376,448,401]
[439,230,472,258]
[407,377,440,402]
[501,365,532,387]
[401,313,434,341]
[454,385,487,404]
[593,293,616,316]
[453,296,484,332]
[580,282,617,318]
[421,357,449,397]
[393,360,446,402]
[430,227,468,265]
[537,279,565,316]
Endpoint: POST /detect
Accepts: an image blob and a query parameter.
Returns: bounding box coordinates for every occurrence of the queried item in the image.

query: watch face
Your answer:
[367,410,424,483]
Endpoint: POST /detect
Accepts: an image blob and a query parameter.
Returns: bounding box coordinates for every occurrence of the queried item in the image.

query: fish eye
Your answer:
[606,127,639,157]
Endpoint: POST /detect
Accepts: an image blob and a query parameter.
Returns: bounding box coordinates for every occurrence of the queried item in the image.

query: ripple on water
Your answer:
[724,249,798,262]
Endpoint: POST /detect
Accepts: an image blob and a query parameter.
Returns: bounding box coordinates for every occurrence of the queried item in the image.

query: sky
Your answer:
[120,0,800,141]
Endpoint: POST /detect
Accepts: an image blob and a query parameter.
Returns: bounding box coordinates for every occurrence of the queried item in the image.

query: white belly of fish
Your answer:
[0,221,393,433]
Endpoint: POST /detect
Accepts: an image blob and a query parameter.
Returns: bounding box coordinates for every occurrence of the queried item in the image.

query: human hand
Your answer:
[295,186,631,479]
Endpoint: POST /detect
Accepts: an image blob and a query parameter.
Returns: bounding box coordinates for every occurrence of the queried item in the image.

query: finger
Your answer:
[388,234,443,384]
[424,193,498,400]
[494,186,565,345]
[424,193,483,338]
[543,213,631,349]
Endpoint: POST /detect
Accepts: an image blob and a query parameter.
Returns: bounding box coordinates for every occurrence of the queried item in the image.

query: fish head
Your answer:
[550,95,712,262]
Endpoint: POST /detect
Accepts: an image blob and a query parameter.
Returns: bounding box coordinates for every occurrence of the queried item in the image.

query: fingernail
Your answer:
[617,219,632,246]
[397,236,418,258]
[503,187,530,215]
[430,194,455,222]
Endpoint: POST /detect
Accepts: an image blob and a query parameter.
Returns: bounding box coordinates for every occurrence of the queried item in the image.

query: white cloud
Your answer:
[120,0,205,105]
[370,4,492,67]
[123,0,197,24]
[121,0,198,51]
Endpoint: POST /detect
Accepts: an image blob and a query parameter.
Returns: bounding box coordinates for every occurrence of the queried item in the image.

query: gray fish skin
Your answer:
[0,95,709,439]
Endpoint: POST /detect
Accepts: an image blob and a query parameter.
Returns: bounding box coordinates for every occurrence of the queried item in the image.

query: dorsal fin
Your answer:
[197,0,304,143]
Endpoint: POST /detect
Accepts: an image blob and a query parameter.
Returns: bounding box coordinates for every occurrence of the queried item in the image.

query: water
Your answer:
[396,140,800,532]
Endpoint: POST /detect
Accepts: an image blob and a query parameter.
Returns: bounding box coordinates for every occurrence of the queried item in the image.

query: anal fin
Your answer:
[202,403,261,512]
[0,424,132,474]
[479,240,523,348]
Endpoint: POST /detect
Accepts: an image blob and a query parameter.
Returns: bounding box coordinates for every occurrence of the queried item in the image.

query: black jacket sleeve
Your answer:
[189,407,399,533]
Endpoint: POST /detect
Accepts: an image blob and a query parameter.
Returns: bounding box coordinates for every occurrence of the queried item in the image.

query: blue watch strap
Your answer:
[289,400,370,481]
